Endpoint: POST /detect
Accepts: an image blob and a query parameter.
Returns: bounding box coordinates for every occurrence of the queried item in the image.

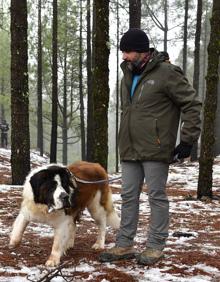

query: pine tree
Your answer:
[50,0,58,163]
[197,0,220,199]
[129,0,141,28]
[37,0,43,156]
[92,0,110,169]
[11,0,30,184]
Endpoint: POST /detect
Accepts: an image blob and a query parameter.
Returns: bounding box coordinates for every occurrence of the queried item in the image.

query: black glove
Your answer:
[173,141,193,161]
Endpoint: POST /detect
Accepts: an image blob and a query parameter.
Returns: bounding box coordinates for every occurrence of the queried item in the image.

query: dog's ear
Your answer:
[30,170,48,190]
[30,170,50,203]
[63,168,77,190]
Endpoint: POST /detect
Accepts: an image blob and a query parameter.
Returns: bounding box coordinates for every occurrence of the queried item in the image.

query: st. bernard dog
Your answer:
[9,161,120,267]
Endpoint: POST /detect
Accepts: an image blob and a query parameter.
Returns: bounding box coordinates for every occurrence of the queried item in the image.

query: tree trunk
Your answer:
[37,0,43,156]
[214,66,220,156]
[10,0,30,184]
[191,0,203,161]
[129,0,141,28]
[201,5,209,102]
[0,78,5,121]
[182,0,189,74]
[62,3,68,165]
[50,0,58,163]
[164,0,168,52]
[197,0,220,199]
[79,0,86,160]
[86,0,94,161]
[92,0,110,169]
[115,0,119,172]
[62,46,68,164]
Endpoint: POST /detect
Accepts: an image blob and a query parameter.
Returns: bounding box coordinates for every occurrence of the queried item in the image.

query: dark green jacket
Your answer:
[118,52,202,163]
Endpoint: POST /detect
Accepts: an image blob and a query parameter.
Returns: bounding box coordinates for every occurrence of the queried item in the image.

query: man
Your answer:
[0,119,9,148]
[99,28,202,265]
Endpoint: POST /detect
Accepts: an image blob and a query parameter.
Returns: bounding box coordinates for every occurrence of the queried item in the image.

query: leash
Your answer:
[72,175,122,185]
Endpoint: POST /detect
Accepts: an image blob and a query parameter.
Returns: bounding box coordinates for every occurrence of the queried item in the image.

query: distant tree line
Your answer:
[0,0,219,200]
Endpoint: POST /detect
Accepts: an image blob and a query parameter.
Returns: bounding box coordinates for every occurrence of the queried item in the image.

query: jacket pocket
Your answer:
[155,119,161,148]
[118,109,131,153]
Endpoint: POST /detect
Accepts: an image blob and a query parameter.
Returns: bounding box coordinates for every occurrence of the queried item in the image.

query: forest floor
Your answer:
[0,148,220,282]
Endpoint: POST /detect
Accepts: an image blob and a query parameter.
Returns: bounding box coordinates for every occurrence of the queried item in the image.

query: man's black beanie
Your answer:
[120,28,149,53]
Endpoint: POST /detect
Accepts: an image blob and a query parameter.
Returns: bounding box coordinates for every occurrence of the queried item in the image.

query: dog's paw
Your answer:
[66,238,75,250]
[9,240,20,249]
[92,242,104,250]
[45,255,60,267]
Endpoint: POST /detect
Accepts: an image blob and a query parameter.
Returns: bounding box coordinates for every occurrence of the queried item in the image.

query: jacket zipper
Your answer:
[137,83,145,101]
[155,119,161,147]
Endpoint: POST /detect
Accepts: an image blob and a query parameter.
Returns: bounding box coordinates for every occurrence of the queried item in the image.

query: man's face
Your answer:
[122,51,146,67]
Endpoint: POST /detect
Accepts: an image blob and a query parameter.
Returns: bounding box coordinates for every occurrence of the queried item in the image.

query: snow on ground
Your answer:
[0,148,49,168]
[0,149,220,281]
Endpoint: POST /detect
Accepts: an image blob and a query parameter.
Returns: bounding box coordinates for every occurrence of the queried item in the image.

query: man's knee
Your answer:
[148,189,169,203]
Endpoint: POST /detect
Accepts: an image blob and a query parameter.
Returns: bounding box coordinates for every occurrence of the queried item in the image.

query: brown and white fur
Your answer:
[9,161,120,267]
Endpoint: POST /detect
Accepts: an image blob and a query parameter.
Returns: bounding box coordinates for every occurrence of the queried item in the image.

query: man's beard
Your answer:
[126,52,151,75]
[127,60,144,74]
[126,57,146,74]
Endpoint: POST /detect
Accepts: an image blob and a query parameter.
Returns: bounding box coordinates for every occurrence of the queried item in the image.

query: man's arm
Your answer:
[166,65,202,145]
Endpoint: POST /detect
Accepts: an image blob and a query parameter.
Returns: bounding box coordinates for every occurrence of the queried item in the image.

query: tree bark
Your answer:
[92,0,110,169]
[129,0,141,28]
[86,0,94,161]
[50,0,58,163]
[197,0,220,199]
[164,0,168,52]
[191,0,203,161]
[201,5,209,102]
[37,0,43,156]
[62,2,68,165]
[11,0,30,184]
[115,0,119,172]
[79,0,86,160]
[0,78,5,121]
[182,0,189,74]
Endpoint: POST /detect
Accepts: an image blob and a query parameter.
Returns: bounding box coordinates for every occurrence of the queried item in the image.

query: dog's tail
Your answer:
[105,190,120,229]
[107,208,120,229]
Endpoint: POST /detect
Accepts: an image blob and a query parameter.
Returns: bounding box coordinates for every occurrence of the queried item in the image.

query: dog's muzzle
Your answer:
[59,192,71,208]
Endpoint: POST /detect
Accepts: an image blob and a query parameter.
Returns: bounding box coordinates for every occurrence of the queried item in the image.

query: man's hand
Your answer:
[173,141,193,161]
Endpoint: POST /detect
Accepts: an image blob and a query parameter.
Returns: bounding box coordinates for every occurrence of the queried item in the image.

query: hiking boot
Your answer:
[136,247,164,265]
[99,246,136,262]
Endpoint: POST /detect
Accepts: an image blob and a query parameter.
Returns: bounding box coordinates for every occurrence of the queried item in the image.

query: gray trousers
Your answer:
[116,161,169,251]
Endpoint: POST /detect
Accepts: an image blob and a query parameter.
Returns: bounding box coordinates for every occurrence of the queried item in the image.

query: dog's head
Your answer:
[29,165,75,212]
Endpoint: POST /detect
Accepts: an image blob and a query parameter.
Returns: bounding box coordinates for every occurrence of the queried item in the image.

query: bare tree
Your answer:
[201,2,209,102]
[191,0,203,161]
[197,0,220,199]
[86,0,94,161]
[50,0,58,163]
[37,0,43,156]
[129,0,141,28]
[62,0,68,164]
[142,0,168,51]
[115,0,120,172]
[164,0,168,52]
[92,0,110,169]
[79,0,86,160]
[182,0,189,74]
[10,0,30,184]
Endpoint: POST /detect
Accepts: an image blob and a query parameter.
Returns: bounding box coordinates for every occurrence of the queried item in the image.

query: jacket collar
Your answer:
[120,48,165,75]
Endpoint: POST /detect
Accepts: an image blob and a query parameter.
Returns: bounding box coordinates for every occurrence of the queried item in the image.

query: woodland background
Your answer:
[0,0,220,198]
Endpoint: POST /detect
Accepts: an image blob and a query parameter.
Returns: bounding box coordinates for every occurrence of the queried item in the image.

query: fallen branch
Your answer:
[27,260,75,282]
